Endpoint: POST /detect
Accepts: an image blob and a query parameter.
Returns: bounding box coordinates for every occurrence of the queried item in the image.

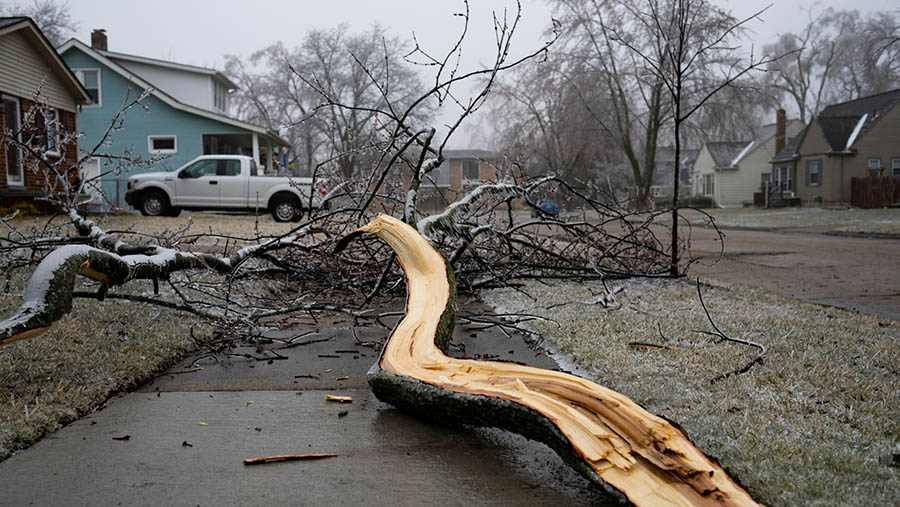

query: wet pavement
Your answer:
[0,316,612,506]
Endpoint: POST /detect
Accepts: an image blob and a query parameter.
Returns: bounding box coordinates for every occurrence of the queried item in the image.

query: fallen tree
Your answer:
[340,214,758,506]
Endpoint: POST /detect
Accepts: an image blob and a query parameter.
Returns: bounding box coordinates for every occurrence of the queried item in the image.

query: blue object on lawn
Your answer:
[539,202,558,216]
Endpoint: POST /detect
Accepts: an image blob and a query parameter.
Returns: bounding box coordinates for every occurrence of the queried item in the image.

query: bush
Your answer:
[0,201,43,218]
[653,196,717,209]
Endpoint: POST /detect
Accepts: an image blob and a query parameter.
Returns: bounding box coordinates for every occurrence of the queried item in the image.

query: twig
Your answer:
[695,278,766,384]
[243,453,338,465]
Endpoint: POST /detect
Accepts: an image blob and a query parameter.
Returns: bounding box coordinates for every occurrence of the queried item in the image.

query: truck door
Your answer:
[175,158,219,206]
[217,159,246,208]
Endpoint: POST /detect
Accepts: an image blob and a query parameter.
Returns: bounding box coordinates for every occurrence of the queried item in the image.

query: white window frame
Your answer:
[73,69,102,108]
[147,135,177,155]
[44,108,60,157]
[892,158,900,177]
[702,174,714,196]
[461,159,480,182]
[3,95,24,187]
[212,80,227,112]
[775,166,794,192]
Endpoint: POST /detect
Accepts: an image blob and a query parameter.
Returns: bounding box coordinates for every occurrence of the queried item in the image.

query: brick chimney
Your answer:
[775,108,786,154]
[91,29,107,51]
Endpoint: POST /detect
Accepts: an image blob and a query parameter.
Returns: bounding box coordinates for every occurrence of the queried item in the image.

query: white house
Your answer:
[694,110,804,207]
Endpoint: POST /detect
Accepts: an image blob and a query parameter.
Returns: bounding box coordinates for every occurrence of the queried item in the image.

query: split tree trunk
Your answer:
[344,214,759,506]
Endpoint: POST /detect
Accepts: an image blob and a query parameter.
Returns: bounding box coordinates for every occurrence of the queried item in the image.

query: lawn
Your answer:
[484,278,900,506]
[679,206,900,235]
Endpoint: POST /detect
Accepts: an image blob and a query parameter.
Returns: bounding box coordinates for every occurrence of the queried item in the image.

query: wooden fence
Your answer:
[851,176,900,208]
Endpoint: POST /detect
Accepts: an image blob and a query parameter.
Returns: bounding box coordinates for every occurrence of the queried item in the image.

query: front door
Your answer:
[80,158,104,204]
[175,159,220,206]
[2,96,23,187]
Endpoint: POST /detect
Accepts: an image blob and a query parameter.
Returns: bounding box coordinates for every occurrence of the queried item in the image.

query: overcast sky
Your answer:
[55,0,896,147]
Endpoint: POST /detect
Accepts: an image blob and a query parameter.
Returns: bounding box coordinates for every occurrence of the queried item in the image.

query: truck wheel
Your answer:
[140,190,169,217]
[271,195,300,222]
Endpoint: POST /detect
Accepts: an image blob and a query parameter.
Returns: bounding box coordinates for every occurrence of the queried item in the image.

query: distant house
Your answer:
[417,149,502,211]
[771,89,900,205]
[694,111,804,207]
[0,17,91,209]
[58,29,288,208]
[650,146,698,199]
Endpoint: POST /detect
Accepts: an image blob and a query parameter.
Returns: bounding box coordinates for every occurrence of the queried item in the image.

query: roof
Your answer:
[442,149,500,160]
[0,16,28,29]
[98,48,238,90]
[57,38,287,147]
[705,142,748,168]
[0,17,92,105]
[814,88,900,152]
[771,125,808,163]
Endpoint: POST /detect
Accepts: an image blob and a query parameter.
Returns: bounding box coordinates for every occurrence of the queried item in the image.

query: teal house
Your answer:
[58,29,288,209]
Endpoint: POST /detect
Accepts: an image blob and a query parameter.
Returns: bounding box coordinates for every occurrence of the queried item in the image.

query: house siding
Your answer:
[112,58,215,112]
[718,121,805,207]
[61,46,260,205]
[0,29,77,111]
[1,96,79,205]
[848,103,900,179]
[794,105,900,204]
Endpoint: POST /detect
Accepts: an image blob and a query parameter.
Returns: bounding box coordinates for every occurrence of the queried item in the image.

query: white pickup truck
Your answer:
[124,155,322,222]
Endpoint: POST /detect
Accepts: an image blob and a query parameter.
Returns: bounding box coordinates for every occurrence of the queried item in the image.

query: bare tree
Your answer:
[607,0,782,276]
[762,8,899,122]
[547,0,672,208]
[1,0,77,46]
[226,25,435,180]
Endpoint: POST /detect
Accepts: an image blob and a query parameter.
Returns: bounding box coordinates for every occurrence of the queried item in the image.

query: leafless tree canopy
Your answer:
[762,7,900,122]
[2,2,696,350]
[1,0,77,46]
[225,25,435,180]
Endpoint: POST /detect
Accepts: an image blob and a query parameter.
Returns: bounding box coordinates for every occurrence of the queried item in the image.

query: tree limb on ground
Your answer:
[339,214,759,506]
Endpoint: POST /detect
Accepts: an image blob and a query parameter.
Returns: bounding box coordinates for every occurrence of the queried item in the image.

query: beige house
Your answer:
[772,89,900,204]
[693,111,804,207]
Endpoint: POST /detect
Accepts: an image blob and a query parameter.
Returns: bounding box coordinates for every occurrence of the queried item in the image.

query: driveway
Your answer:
[685,226,900,321]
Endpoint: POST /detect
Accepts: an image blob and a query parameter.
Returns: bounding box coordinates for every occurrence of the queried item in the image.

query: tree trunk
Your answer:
[341,214,759,506]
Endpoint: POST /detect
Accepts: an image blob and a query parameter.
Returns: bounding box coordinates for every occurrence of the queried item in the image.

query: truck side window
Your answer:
[219,159,241,176]
[182,159,218,178]
[249,159,258,176]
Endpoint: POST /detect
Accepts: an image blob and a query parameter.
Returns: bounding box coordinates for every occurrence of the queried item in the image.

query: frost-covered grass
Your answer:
[483,279,900,506]
[0,269,208,461]
[679,207,900,234]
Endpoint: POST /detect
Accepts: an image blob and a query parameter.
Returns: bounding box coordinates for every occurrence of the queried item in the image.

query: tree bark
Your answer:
[345,214,759,506]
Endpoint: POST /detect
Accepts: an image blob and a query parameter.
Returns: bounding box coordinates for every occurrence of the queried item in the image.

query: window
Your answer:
[702,174,714,196]
[148,136,177,154]
[867,158,881,169]
[219,159,241,176]
[429,161,451,187]
[249,158,258,176]
[213,81,227,112]
[893,158,900,177]
[774,166,794,192]
[181,159,219,178]
[3,95,23,186]
[462,160,479,181]
[73,69,101,107]
[805,159,822,186]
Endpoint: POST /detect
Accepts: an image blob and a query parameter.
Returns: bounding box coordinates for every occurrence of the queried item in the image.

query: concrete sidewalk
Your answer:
[0,319,608,506]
